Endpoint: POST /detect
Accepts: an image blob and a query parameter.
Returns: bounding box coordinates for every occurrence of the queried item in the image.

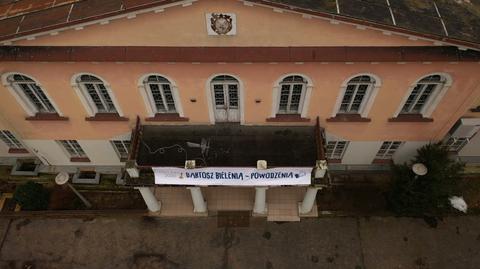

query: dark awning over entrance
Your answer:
[136,124,319,167]
[126,118,326,186]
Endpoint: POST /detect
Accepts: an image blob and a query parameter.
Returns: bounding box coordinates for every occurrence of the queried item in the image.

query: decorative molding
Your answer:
[70,157,91,162]
[85,113,129,122]
[25,113,69,121]
[388,114,433,122]
[326,114,371,122]
[206,13,237,36]
[145,113,189,122]
[266,114,310,122]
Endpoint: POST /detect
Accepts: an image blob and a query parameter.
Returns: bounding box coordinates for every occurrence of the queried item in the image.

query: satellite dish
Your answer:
[187,138,210,155]
[412,163,428,176]
[55,171,69,185]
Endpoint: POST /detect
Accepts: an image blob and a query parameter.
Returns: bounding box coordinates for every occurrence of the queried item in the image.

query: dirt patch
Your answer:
[74,228,83,238]
[217,211,250,228]
[461,175,480,213]
[133,253,180,269]
[82,191,146,210]
[48,187,146,210]
[317,185,388,214]
[15,219,31,231]
[262,231,271,240]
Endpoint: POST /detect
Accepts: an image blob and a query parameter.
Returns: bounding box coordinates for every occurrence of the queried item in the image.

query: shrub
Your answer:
[13,181,50,210]
[387,143,464,215]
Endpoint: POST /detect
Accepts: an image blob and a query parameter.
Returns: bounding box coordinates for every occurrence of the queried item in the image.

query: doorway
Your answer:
[210,75,241,123]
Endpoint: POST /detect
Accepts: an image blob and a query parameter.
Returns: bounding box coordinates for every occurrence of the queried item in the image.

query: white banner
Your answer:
[153,167,312,186]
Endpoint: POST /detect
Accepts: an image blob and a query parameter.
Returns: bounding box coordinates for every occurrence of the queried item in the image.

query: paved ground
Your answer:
[0,216,479,269]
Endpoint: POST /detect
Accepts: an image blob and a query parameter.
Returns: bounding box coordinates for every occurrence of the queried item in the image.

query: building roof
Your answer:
[135,124,319,168]
[0,0,479,50]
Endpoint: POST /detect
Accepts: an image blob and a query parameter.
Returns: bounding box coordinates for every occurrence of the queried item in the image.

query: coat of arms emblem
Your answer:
[210,13,233,35]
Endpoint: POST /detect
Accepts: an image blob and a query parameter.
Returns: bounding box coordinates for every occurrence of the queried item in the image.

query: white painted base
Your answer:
[136,187,161,213]
[298,202,319,217]
[252,205,268,217]
[187,187,208,213]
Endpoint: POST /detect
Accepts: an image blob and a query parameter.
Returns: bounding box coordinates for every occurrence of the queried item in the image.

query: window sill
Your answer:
[388,114,433,122]
[25,113,69,121]
[372,159,393,164]
[70,157,91,162]
[266,114,310,122]
[326,114,371,122]
[85,113,129,122]
[8,148,29,154]
[145,113,189,122]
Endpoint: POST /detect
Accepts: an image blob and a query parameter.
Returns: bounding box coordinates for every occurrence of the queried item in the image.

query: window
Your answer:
[143,75,177,113]
[209,75,241,123]
[445,137,469,152]
[375,141,403,159]
[7,74,57,114]
[326,141,348,159]
[76,74,117,114]
[59,140,87,158]
[0,130,24,149]
[401,75,446,114]
[277,75,307,114]
[339,75,375,114]
[111,140,131,161]
[211,75,239,110]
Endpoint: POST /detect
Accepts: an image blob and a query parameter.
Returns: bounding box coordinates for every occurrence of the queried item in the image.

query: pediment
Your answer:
[14,0,434,47]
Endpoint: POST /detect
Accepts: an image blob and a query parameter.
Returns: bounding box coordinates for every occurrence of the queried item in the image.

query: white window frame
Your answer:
[71,73,124,117]
[326,141,349,159]
[375,141,403,159]
[58,140,87,158]
[206,73,245,124]
[445,137,469,152]
[0,130,24,149]
[274,75,308,115]
[138,74,184,117]
[211,75,240,109]
[111,140,131,161]
[1,72,63,117]
[394,73,452,118]
[271,74,313,118]
[332,74,380,117]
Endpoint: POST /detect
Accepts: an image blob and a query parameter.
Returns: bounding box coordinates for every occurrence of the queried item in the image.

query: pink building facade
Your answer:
[0,0,479,218]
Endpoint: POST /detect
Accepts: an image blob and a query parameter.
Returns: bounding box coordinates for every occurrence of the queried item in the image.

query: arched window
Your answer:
[7,74,57,114]
[143,75,177,114]
[400,75,447,114]
[210,75,240,123]
[76,74,118,114]
[338,75,376,114]
[277,75,307,114]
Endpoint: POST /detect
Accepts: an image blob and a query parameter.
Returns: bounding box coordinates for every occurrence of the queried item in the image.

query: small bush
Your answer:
[387,143,464,215]
[13,181,50,210]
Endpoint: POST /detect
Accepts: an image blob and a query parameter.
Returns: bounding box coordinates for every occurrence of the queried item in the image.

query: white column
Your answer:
[299,187,321,214]
[187,187,207,213]
[136,187,161,212]
[126,160,139,178]
[253,187,268,214]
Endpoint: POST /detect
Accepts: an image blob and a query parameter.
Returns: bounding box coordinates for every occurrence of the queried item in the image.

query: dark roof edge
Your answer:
[0,46,479,62]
